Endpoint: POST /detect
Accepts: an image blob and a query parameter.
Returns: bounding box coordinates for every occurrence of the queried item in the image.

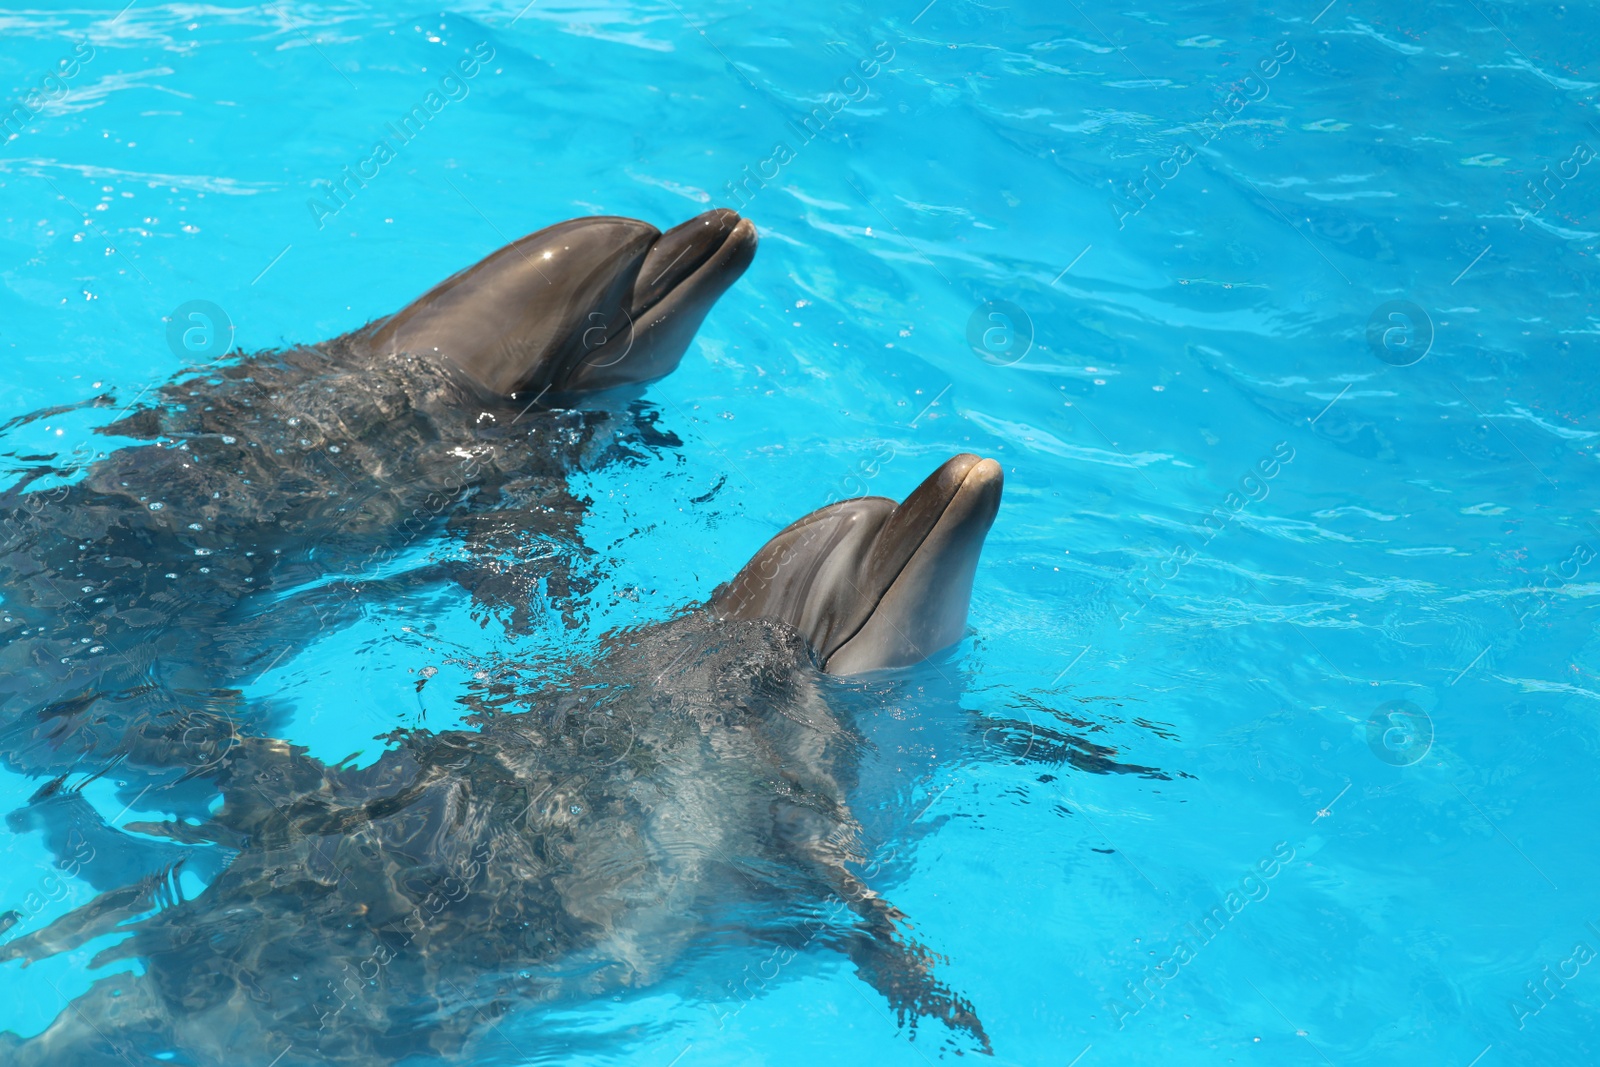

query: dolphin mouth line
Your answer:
[647,243,696,288]
[822,458,995,667]
[630,211,757,321]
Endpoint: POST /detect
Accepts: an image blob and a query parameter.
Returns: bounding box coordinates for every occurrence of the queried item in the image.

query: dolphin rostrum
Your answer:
[712,453,1004,674]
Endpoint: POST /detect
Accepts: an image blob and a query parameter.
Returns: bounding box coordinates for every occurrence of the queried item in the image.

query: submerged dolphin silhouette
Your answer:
[0,454,1135,1065]
[0,454,1170,1065]
[0,209,757,775]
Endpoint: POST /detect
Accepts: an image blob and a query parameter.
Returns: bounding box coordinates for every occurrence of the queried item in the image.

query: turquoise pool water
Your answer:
[2,1,1599,1064]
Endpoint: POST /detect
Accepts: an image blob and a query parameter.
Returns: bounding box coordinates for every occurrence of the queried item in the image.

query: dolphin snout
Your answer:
[943,455,1004,539]
[632,209,757,316]
[562,209,758,392]
[712,453,1005,676]
[822,454,1003,675]
[937,454,1003,519]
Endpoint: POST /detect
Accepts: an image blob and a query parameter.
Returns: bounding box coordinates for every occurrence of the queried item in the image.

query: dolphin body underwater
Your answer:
[0,454,1164,1065]
[0,209,758,778]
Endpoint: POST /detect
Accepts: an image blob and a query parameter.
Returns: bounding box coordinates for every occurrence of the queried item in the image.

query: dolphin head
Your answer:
[710,454,1004,675]
[362,209,758,398]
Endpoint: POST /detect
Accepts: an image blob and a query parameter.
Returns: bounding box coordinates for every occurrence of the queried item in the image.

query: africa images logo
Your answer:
[966,300,1034,366]
[1365,699,1433,767]
[1365,300,1434,367]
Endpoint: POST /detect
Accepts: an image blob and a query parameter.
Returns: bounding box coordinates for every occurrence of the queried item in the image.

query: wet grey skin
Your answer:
[711,453,1005,674]
[0,209,757,778]
[0,455,1171,1065]
[363,208,758,397]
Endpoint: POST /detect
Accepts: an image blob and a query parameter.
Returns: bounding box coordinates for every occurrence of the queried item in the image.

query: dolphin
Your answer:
[364,208,757,397]
[0,454,1168,1065]
[0,209,758,776]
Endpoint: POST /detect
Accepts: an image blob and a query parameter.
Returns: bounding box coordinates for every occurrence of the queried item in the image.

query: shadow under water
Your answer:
[0,345,682,782]
[0,611,1169,1066]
